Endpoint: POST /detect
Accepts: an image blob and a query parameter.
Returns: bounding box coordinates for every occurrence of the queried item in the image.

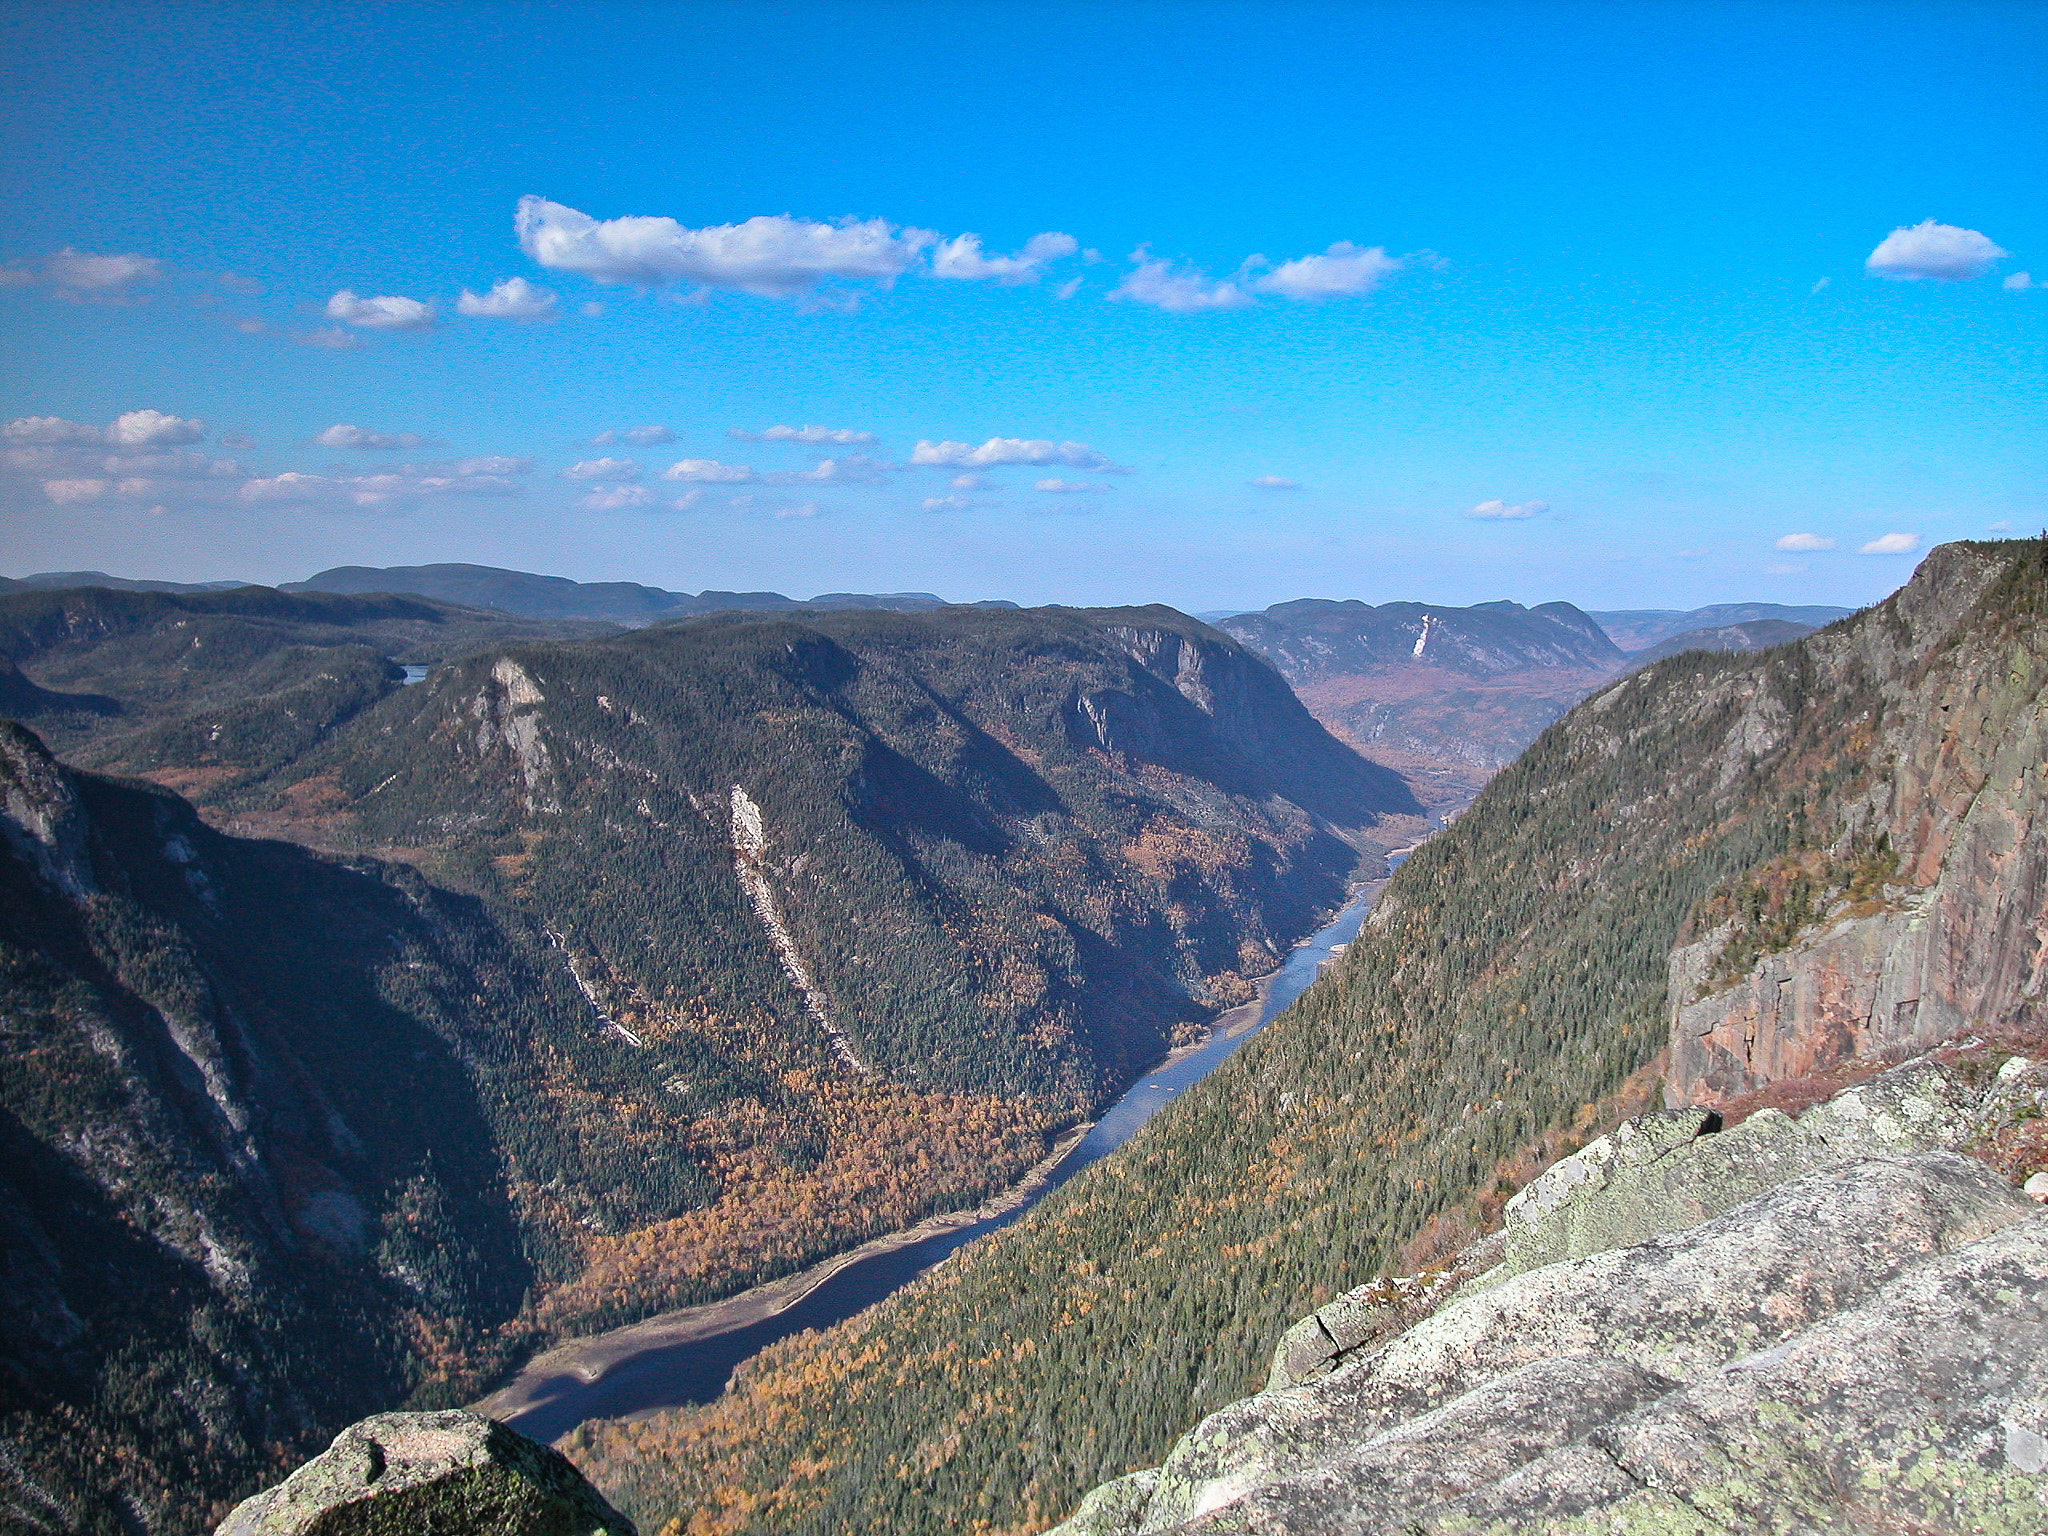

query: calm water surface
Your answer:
[506,873,1393,1440]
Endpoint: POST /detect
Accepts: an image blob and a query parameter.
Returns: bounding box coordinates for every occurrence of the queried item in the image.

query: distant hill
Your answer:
[0,569,249,593]
[1217,598,1624,811]
[1589,602,1854,652]
[1626,617,1817,667]
[0,584,604,784]
[287,562,1017,625]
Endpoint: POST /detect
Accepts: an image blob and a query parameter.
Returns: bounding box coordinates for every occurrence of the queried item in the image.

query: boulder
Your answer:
[216,1410,633,1536]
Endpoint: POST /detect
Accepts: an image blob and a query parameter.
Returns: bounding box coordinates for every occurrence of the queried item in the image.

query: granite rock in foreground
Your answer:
[217,1411,634,1536]
[1054,1058,2048,1535]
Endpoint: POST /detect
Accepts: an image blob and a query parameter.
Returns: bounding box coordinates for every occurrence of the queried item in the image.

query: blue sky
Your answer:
[2,0,2042,611]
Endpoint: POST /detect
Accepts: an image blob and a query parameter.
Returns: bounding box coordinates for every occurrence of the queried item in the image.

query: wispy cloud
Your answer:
[1246,242,1401,300]
[1774,532,1836,551]
[664,458,757,483]
[38,248,163,299]
[929,231,1078,285]
[577,484,651,511]
[771,455,894,485]
[592,425,675,446]
[1865,221,2008,282]
[314,424,428,450]
[1468,498,1548,520]
[910,437,1127,472]
[728,424,877,445]
[1034,477,1107,494]
[1109,250,1253,313]
[325,289,436,329]
[1110,240,1404,312]
[561,456,642,481]
[456,275,559,321]
[2005,271,2039,292]
[1248,475,1299,490]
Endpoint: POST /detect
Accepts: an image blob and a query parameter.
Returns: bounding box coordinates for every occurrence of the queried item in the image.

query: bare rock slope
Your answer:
[1055,1054,2048,1535]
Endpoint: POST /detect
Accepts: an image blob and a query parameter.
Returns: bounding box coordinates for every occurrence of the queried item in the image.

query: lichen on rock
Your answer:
[216,1411,634,1536]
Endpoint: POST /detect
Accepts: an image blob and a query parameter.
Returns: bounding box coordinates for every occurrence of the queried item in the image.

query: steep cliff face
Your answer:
[1665,542,2048,1103]
[0,723,564,1535]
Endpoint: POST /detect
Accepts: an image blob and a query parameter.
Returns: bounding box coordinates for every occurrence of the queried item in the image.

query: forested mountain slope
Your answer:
[1217,598,1624,809]
[0,604,1415,1533]
[0,584,601,789]
[565,539,2046,1536]
[0,724,591,1532]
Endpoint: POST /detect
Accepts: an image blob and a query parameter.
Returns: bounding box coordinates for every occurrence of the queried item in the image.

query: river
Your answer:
[490,872,1394,1441]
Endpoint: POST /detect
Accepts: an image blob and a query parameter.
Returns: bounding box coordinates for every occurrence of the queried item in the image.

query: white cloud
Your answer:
[728,423,877,445]
[456,275,559,321]
[2006,271,2038,291]
[7,411,205,448]
[772,500,823,519]
[1865,221,2009,282]
[922,494,972,512]
[670,489,707,511]
[44,248,161,292]
[314,424,427,450]
[324,289,436,330]
[562,456,642,481]
[1035,478,1106,494]
[910,437,1127,472]
[1860,532,1921,555]
[1247,242,1400,300]
[296,326,365,350]
[1109,251,1253,313]
[43,478,111,504]
[1775,532,1836,551]
[1469,498,1549,520]
[448,455,533,476]
[591,425,676,446]
[577,484,652,511]
[929,231,1078,285]
[664,457,756,483]
[240,472,338,503]
[1111,240,1404,312]
[5,416,105,446]
[1249,475,1299,490]
[773,455,893,485]
[516,195,935,299]
[1811,277,1832,294]
[950,473,985,490]
[1053,276,1083,300]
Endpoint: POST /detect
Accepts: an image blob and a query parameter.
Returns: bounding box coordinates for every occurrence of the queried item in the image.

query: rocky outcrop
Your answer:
[1666,541,2048,1105]
[217,1411,634,1535]
[1051,1057,2048,1535]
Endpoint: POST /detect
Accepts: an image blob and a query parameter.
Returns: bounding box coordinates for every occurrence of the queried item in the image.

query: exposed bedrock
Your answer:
[216,1410,634,1536]
[1053,1058,2048,1536]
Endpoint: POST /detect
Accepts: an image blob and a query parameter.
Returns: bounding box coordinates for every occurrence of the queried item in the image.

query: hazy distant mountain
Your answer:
[1589,602,1854,652]
[287,562,1017,625]
[1626,617,1817,667]
[1218,598,1625,809]
[0,569,249,594]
